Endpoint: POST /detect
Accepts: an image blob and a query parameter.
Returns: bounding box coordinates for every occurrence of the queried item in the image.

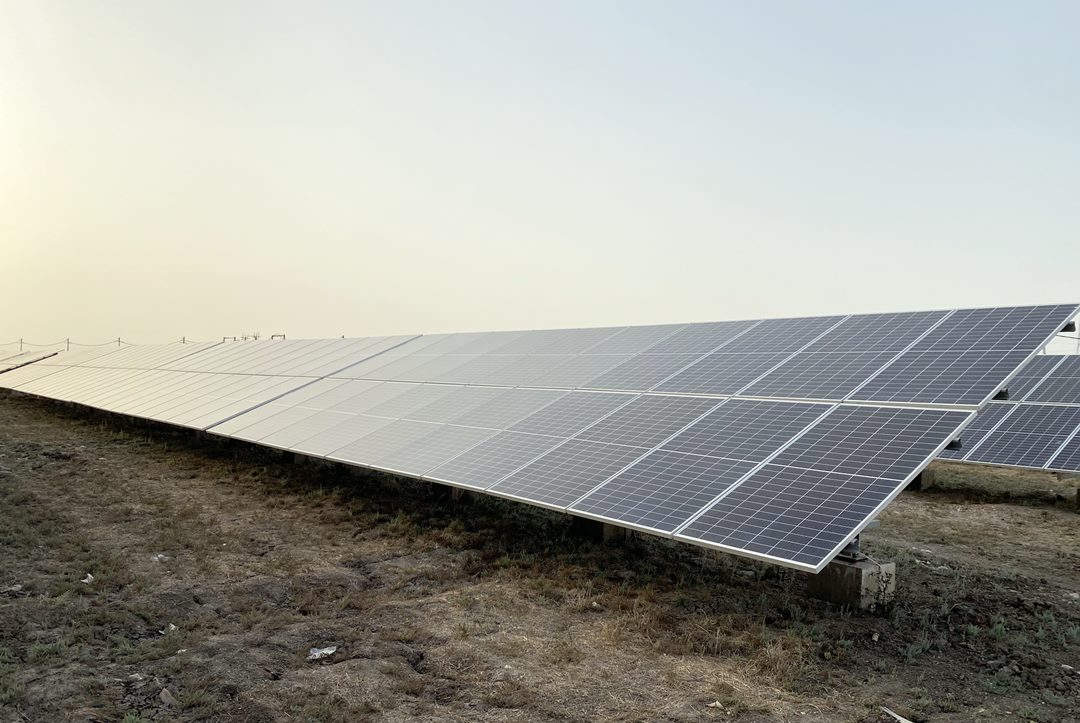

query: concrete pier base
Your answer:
[601,523,627,544]
[570,518,628,543]
[450,487,470,503]
[908,467,938,492]
[807,557,896,610]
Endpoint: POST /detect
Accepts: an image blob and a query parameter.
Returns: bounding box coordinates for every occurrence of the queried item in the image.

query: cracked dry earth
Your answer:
[1,392,1079,722]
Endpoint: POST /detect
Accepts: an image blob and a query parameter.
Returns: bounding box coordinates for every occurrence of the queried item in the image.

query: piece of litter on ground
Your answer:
[706,700,723,709]
[159,688,177,706]
[881,707,914,723]
[872,632,879,642]
[80,573,94,584]
[127,673,144,682]
[307,646,337,661]
[152,553,170,563]
[1,584,23,594]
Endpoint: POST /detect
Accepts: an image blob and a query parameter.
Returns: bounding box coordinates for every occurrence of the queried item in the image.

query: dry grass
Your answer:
[1,393,1079,722]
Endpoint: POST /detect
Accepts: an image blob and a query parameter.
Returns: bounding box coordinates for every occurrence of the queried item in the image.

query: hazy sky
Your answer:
[2,1,1079,345]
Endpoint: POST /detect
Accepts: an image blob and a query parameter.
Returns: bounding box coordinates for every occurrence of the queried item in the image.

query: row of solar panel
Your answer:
[319,305,1077,407]
[939,355,1080,472]
[11,304,1074,408]
[0,349,56,373]
[2,304,1076,571]
[0,340,974,570]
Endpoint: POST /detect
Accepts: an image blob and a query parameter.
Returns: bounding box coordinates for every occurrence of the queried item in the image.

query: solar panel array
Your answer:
[2,304,1076,573]
[939,354,1080,472]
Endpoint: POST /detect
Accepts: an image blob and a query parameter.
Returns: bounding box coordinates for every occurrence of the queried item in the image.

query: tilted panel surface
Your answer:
[963,404,1080,468]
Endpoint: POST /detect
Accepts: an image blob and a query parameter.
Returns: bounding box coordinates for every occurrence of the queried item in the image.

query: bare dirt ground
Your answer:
[1,392,1078,723]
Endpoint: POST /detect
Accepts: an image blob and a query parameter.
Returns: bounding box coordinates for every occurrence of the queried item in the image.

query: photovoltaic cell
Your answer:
[1048,435,1080,472]
[662,399,831,462]
[801,310,948,353]
[717,316,844,354]
[575,395,720,448]
[582,354,699,392]
[328,419,441,465]
[852,306,1080,406]
[426,431,565,490]
[655,353,792,396]
[642,320,760,355]
[405,385,507,423]
[448,388,566,429]
[739,351,899,400]
[678,465,900,568]
[490,439,648,508]
[851,349,1033,406]
[963,404,1080,468]
[509,391,633,437]
[1023,356,1080,404]
[996,355,1065,401]
[527,354,632,389]
[769,406,972,480]
[290,413,395,457]
[937,402,1016,460]
[363,384,460,419]
[571,452,756,532]
[915,305,1078,352]
[482,354,575,387]
[371,424,498,476]
[582,324,683,355]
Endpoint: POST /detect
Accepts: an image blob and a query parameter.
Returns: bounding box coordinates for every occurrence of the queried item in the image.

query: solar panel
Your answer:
[800,310,948,353]
[527,354,632,389]
[740,351,899,400]
[1023,356,1080,404]
[990,354,1064,401]
[371,424,498,476]
[662,399,831,462]
[935,355,1080,472]
[571,452,757,533]
[962,404,1080,468]
[767,406,972,480]
[851,305,1077,406]
[289,413,396,457]
[582,354,700,391]
[654,353,790,395]
[937,401,1016,460]
[508,391,634,437]
[850,349,1034,406]
[677,406,971,569]
[574,395,721,448]
[427,431,565,490]
[1048,435,1080,472]
[448,388,566,429]
[642,320,760,354]
[678,465,900,568]
[714,315,845,354]
[582,324,683,354]
[489,439,649,509]
[5,304,1078,573]
[328,419,441,465]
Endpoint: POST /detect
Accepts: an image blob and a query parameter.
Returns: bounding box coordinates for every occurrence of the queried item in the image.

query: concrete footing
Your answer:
[908,467,938,492]
[570,517,628,543]
[807,557,896,610]
[450,487,470,503]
